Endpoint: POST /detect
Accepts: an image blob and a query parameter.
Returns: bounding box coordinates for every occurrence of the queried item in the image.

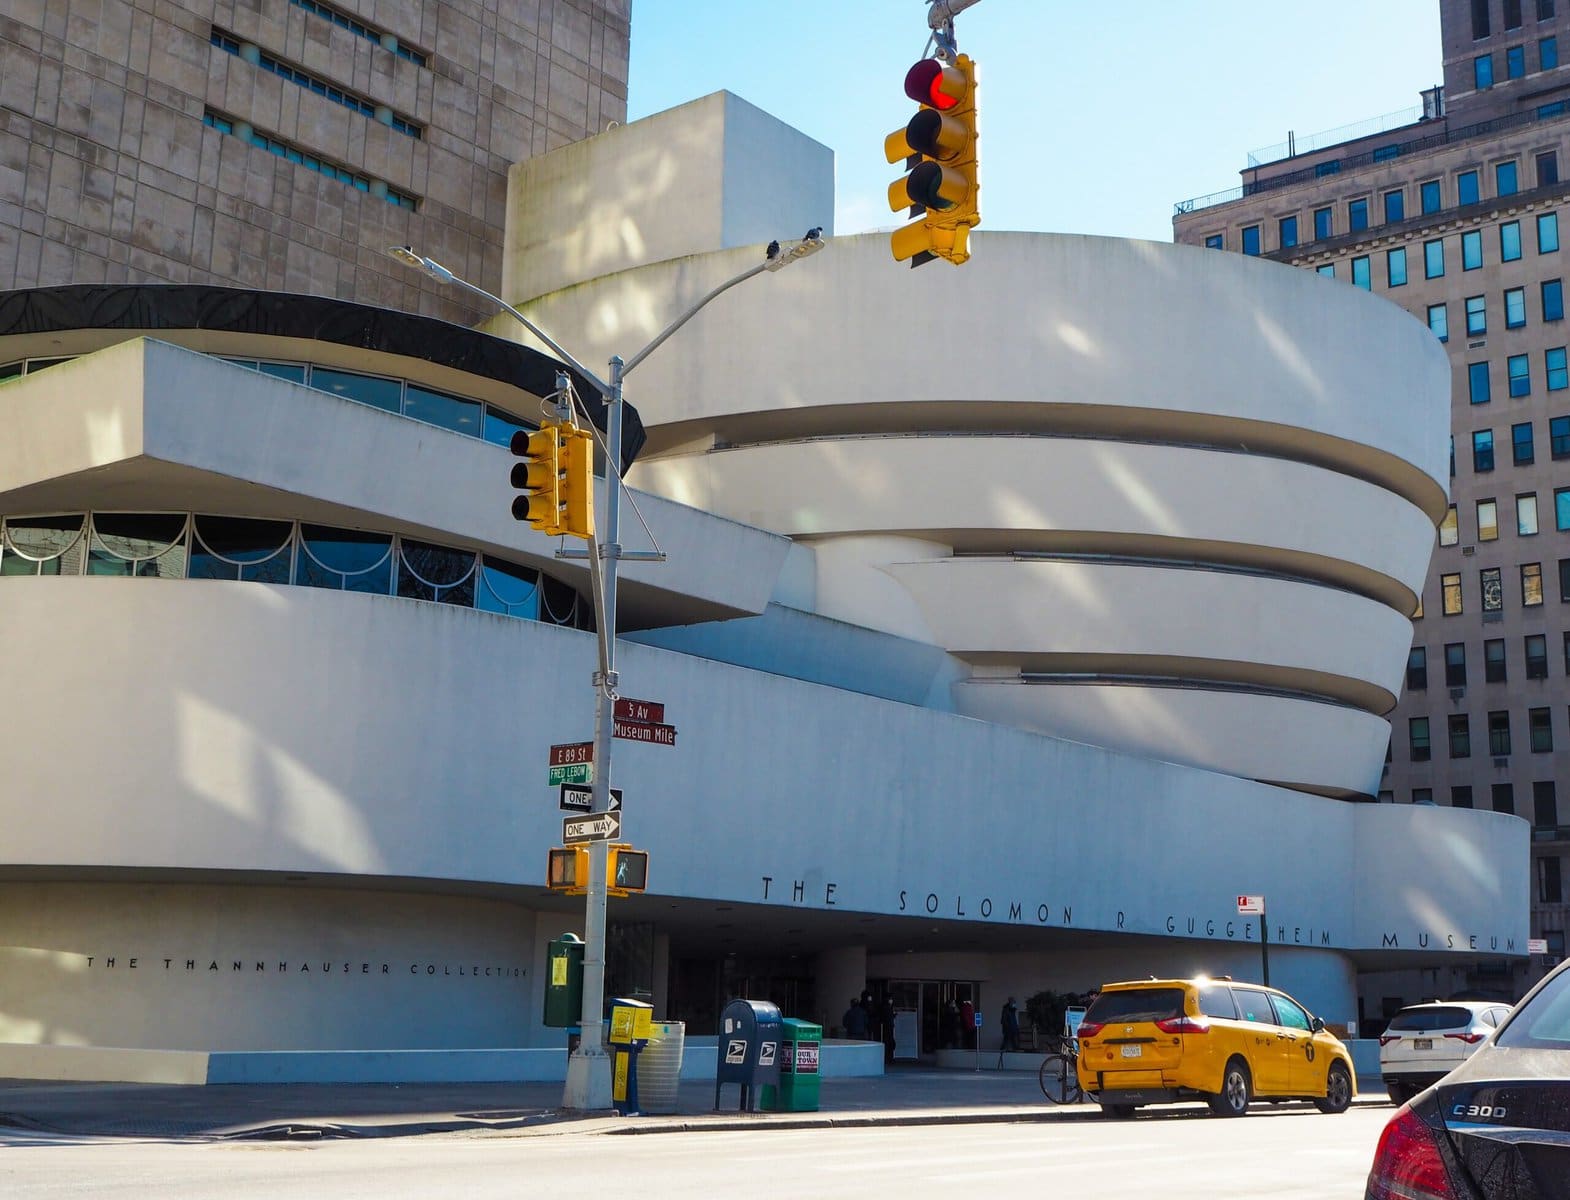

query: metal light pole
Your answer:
[389,233,825,1109]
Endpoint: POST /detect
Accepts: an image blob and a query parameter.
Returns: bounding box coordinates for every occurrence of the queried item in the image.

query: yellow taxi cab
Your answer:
[1075,976,1356,1118]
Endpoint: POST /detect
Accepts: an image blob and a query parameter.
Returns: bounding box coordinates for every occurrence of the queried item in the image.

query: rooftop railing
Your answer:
[1175,102,1570,216]
[1246,105,1427,167]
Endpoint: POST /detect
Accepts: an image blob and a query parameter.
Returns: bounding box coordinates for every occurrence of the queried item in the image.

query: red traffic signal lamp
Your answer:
[511,424,564,534]
[885,53,979,266]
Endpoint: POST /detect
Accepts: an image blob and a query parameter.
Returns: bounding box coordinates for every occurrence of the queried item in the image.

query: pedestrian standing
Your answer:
[1000,995,1021,1053]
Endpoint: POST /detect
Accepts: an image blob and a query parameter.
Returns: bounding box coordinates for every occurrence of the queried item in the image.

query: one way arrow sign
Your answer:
[563,811,621,844]
[559,783,622,813]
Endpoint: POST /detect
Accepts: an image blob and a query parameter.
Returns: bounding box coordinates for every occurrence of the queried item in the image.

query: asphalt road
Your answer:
[1,1102,1387,1199]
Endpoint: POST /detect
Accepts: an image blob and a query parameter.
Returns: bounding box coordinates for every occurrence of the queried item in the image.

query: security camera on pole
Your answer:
[388,231,826,1109]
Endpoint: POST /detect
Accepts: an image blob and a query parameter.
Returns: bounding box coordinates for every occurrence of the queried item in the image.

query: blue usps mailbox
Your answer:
[713,998,783,1111]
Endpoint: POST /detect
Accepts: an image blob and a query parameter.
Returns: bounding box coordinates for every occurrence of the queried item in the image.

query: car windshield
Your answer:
[1494,969,1570,1050]
[1086,988,1185,1023]
[1387,1006,1479,1033]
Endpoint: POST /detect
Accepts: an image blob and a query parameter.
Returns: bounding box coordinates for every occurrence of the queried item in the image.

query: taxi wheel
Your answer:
[1207,1058,1252,1117]
[1104,1104,1137,1119]
[1315,1062,1353,1114]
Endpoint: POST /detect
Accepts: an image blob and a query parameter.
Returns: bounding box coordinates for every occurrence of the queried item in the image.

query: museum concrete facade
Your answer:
[0,88,1531,1081]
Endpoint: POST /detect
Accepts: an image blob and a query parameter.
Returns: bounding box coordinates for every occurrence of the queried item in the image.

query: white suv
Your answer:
[1378,1000,1513,1104]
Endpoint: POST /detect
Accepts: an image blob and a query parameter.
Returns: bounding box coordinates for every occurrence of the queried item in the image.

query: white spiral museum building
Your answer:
[0,92,1528,1082]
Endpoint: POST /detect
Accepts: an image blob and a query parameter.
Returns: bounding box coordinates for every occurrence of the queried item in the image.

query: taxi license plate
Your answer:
[1413,1038,1433,1050]
[1121,1045,1142,1058]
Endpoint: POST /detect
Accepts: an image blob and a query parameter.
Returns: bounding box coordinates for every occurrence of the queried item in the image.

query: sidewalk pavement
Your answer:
[0,1068,1394,1142]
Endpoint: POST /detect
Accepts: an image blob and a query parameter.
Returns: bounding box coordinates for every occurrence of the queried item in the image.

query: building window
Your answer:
[1561,557,1570,600]
[1425,239,1446,278]
[1549,347,1569,389]
[1205,234,1223,250]
[1443,572,1464,615]
[1242,225,1260,256]
[1519,492,1540,534]
[1558,485,1570,528]
[1535,782,1559,838]
[1445,641,1468,686]
[1506,286,1527,327]
[1313,207,1332,239]
[1514,420,1536,464]
[1523,561,1545,605]
[1349,198,1369,232]
[1531,709,1554,752]
[1486,637,1508,682]
[1483,565,1504,610]
[1508,0,1525,26]
[1463,228,1484,268]
[1450,714,1472,758]
[1557,418,1570,458]
[1352,256,1371,290]
[1539,856,1563,904]
[1508,43,1527,78]
[1460,170,1482,206]
[1387,247,1407,286]
[1509,354,1532,396]
[1383,189,1405,224]
[1498,160,1520,196]
[1527,633,1550,676]
[1316,263,1335,278]
[1470,360,1492,403]
[1543,35,1560,69]
[1410,717,1432,761]
[1467,294,1488,334]
[1544,278,1565,320]
[1502,221,1523,261]
[1477,53,1496,89]
[1540,151,1561,186]
[1540,212,1560,253]
[1541,0,1557,21]
[1408,646,1429,690]
[1421,179,1442,214]
[1480,498,1500,541]
[1278,215,1298,249]
[1441,505,1460,546]
[1475,0,1493,37]
[1474,428,1496,471]
[1431,303,1451,342]
[1494,783,1516,814]
[1565,629,1570,672]
[1490,711,1513,756]
[1453,785,1475,808]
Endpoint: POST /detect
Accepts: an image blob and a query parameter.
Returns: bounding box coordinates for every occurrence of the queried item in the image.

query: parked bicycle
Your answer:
[1037,1034,1082,1104]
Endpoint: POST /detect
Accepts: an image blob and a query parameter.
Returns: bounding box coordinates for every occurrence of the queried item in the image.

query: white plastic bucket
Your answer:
[637,1021,685,1114]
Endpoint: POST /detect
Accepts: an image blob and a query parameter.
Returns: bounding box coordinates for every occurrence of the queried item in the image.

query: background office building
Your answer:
[1175,0,1570,996]
[0,0,629,325]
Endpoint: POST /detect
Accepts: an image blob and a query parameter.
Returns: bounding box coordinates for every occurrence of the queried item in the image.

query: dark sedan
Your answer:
[1365,957,1570,1199]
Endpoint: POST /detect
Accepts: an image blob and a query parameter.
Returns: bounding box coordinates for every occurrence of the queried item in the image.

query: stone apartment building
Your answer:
[1174,0,1568,995]
[0,0,630,325]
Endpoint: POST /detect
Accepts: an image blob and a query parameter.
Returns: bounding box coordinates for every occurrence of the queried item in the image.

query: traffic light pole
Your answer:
[387,235,825,1112]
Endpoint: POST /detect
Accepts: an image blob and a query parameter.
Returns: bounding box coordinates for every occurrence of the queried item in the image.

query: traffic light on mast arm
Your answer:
[559,424,594,541]
[511,423,564,534]
[884,53,979,266]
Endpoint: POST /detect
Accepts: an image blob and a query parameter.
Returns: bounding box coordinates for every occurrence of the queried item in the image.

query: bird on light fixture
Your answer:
[766,240,780,260]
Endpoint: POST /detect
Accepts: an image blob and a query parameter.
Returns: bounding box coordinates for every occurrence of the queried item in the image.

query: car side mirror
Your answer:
[1310,1016,1325,1033]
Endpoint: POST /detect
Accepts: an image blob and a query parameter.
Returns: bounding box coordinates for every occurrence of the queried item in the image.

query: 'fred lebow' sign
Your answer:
[613,697,676,746]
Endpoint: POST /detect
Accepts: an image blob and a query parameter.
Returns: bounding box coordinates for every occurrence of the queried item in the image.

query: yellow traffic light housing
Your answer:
[547,844,588,894]
[560,425,595,541]
[885,53,979,266]
[607,844,648,896]
[511,424,564,534]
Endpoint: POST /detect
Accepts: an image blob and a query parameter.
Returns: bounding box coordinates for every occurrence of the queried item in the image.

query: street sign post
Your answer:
[548,742,595,786]
[613,718,677,745]
[1237,895,1268,984]
[613,697,665,724]
[549,761,593,786]
[560,783,621,813]
[564,811,622,844]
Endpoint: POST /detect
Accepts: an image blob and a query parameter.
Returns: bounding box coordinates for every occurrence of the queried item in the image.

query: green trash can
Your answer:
[761,1017,821,1111]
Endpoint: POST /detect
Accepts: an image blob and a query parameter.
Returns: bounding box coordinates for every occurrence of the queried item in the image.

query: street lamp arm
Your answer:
[386,246,610,396]
[621,234,824,377]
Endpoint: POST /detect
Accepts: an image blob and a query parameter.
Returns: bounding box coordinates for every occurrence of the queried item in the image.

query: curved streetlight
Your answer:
[389,232,825,1109]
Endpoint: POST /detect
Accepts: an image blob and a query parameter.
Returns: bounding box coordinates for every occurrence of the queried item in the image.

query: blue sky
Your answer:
[628,0,1444,243]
